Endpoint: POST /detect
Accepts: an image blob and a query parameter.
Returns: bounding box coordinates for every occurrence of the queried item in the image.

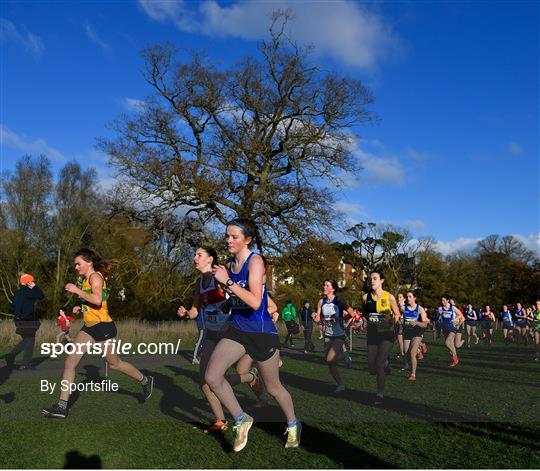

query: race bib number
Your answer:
[369,313,384,323]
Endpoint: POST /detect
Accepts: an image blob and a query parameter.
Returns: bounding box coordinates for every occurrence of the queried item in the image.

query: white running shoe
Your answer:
[284,421,302,448]
[232,414,254,452]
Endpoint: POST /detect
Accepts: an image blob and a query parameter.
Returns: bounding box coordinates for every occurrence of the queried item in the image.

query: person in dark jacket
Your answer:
[4,273,44,369]
[300,300,315,353]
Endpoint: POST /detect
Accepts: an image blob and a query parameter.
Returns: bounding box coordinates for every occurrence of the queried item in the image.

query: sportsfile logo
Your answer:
[40,339,182,358]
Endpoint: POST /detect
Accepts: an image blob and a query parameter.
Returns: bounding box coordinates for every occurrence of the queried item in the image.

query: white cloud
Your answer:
[434,237,482,256]
[404,219,427,232]
[0,18,44,55]
[138,0,399,70]
[120,98,147,111]
[336,135,405,187]
[507,142,523,156]
[0,124,65,162]
[407,147,432,162]
[434,233,540,257]
[512,233,540,256]
[334,201,368,217]
[355,147,405,186]
[84,23,111,52]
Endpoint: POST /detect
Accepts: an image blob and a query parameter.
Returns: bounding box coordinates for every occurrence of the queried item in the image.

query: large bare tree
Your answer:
[99,12,377,252]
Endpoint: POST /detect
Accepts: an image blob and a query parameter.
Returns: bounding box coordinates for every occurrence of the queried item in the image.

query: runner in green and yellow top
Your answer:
[533,300,540,362]
[363,270,401,405]
[42,248,153,419]
[79,270,112,325]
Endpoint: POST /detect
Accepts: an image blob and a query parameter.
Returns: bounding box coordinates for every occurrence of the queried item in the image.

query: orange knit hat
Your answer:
[20,273,34,285]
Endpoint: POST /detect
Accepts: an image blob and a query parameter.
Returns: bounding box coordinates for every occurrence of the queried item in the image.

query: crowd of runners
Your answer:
[2,218,539,453]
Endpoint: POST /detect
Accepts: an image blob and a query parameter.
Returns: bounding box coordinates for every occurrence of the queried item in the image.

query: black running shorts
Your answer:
[81,321,117,342]
[221,327,280,362]
[367,325,395,345]
[403,326,423,340]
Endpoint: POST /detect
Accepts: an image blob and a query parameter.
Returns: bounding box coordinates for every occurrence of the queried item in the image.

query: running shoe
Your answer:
[373,395,384,406]
[232,414,254,452]
[416,351,424,360]
[248,368,264,396]
[192,358,200,365]
[334,384,345,393]
[278,359,283,368]
[408,374,416,381]
[284,421,302,448]
[141,376,154,401]
[474,337,479,345]
[204,420,228,434]
[41,404,68,419]
[449,356,459,367]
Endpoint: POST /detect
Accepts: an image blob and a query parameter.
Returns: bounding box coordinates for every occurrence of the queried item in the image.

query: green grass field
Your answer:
[0,329,539,469]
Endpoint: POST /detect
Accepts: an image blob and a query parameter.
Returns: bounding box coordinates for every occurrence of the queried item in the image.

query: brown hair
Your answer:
[75,248,111,277]
[227,218,259,246]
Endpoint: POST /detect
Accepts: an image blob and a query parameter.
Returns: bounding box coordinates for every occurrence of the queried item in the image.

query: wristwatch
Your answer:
[226,279,235,287]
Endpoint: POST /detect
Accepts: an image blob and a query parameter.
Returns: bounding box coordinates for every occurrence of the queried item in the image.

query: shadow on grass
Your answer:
[64,450,102,469]
[67,365,143,411]
[256,421,395,469]
[0,364,16,404]
[443,422,540,449]
[166,354,486,422]
[420,364,539,388]
[277,370,483,422]
[151,368,242,451]
[164,362,400,461]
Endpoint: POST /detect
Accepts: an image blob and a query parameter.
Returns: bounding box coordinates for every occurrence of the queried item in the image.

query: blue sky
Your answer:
[1,0,538,254]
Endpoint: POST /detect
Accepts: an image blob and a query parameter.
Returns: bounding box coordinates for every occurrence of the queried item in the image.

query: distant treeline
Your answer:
[1,156,538,320]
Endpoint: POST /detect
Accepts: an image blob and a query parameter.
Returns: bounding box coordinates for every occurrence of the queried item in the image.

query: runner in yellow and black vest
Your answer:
[42,248,154,419]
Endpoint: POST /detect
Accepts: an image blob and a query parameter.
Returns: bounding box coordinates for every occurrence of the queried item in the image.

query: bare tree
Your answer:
[499,235,536,264]
[342,222,434,290]
[476,234,536,265]
[99,11,377,252]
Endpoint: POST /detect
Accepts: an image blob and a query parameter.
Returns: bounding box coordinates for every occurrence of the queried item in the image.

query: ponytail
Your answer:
[75,248,111,277]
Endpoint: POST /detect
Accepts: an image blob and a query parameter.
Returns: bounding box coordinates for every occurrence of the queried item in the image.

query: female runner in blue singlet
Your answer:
[514,303,528,346]
[205,219,300,452]
[464,303,479,347]
[501,305,514,344]
[402,291,429,381]
[440,296,465,367]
